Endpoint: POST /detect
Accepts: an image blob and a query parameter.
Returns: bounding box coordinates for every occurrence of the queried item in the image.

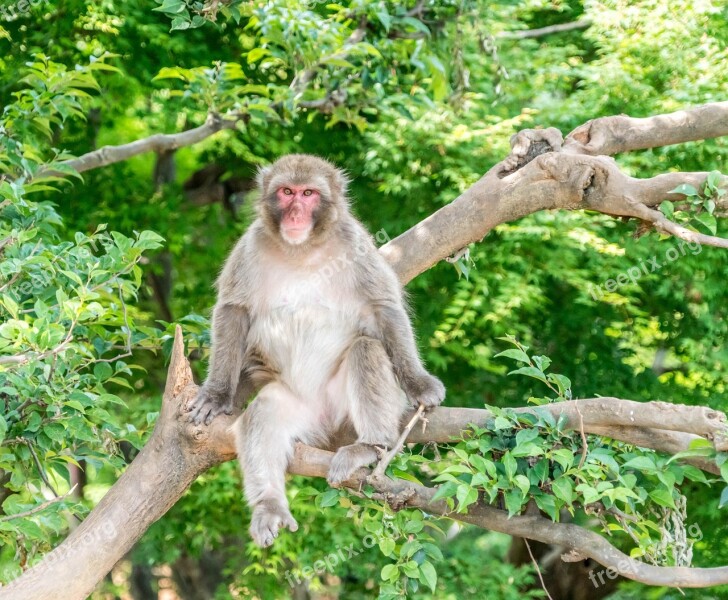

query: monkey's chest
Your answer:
[248,284,366,396]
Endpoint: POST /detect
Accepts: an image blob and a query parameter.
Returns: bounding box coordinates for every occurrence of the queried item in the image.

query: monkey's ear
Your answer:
[256,165,273,192]
[334,168,351,197]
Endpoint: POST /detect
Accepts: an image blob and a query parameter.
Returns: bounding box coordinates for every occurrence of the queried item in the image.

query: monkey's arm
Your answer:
[373,299,445,409]
[186,302,252,425]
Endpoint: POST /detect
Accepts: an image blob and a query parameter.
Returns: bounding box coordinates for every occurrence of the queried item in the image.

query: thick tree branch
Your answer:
[564,101,728,156]
[4,328,726,600]
[35,113,244,180]
[381,140,726,283]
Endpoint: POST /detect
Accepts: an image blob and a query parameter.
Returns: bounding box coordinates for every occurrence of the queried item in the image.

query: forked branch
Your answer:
[3,327,728,599]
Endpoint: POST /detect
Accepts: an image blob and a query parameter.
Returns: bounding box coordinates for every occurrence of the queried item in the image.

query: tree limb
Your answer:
[4,327,726,599]
[288,445,728,588]
[34,113,244,180]
[564,101,728,156]
[381,136,727,283]
[499,19,592,39]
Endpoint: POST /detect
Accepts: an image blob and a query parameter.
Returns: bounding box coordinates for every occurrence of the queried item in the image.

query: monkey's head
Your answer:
[257,154,349,246]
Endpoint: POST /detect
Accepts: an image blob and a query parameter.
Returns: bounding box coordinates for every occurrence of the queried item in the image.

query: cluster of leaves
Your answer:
[312,487,442,599]
[0,56,166,577]
[416,342,723,567]
[151,0,463,131]
[660,171,727,236]
[153,0,247,31]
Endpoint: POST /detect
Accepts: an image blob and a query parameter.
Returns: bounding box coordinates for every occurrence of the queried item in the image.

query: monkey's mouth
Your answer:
[280,223,312,244]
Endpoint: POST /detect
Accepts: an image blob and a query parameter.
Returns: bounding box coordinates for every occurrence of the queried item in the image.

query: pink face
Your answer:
[276,184,321,244]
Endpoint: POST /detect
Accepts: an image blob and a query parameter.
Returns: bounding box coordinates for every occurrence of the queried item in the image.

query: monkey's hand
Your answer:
[406,372,445,410]
[185,384,234,425]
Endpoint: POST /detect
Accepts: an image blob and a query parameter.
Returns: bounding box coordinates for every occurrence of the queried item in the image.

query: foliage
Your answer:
[0,0,727,597]
[428,340,715,566]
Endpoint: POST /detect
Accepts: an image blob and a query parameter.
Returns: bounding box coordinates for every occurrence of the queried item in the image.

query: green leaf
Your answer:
[379,537,395,557]
[513,474,531,496]
[381,564,399,582]
[502,451,517,480]
[508,366,548,384]
[659,201,675,219]
[719,486,728,509]
[317,489,340,508]
[494,348,531,364]
[649,488,676,509]
[504,489,525,516]
[693,212,717,235]
[706,170,722,191]
[516,428,539,446]
[669,184,698,197]
[404,519,424,534]
[247,48,270,64]
[493,416,512,431]
[170,16,191,31]
[534,493,559,521]
[419,561,437,592]
[43,422,65,441]
[455,484,478,512]
[551,477,574,505]
[153,0,186,14]
[622,456,657,471]
[375,10,392,32]
[431,481,457,503]
[550,448,574,471]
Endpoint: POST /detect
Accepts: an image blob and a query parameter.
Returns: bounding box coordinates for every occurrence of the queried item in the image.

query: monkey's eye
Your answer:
[303,189,313,197]
[282,188,293,196]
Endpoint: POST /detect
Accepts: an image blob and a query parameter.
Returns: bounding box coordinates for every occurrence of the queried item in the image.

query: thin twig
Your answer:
[371,405,425,479]
[25,440,60,498]
[0,486,77,522]
[524,539,554,600]
[94,283,133,364]
[575,401,588,469]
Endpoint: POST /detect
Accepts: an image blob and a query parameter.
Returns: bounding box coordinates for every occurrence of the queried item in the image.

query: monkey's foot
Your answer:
[184,385,233,425]
[250,499,298,548]
[327,443,379,486]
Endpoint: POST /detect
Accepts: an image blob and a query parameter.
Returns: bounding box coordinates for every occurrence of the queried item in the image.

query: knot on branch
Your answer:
[561,549,588,563]
[500,127,563,176]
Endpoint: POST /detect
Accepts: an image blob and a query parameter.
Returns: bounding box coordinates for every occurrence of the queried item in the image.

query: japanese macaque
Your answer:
[186,154,445,547]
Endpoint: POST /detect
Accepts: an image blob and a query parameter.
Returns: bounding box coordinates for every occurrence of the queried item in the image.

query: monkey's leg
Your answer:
[187,303,250,425]
[327,336,408,485]
[236,382,314,547]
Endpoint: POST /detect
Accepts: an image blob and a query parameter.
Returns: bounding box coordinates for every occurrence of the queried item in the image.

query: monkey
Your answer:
[185,154,445,548]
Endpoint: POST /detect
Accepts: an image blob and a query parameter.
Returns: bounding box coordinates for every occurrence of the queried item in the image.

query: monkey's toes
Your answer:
[327,444,378,486]
[249,501,298,548]
[184,389,233,425]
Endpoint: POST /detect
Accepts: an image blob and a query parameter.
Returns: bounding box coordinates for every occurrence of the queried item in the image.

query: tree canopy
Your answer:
[0,1,727,599]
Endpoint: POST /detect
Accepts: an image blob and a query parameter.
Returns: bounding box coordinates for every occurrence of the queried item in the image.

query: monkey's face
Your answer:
[258,155,346,247]
[274,184,322,245]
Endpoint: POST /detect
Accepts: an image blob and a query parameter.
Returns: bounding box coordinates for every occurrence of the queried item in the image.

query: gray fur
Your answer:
[186,154,445,547]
